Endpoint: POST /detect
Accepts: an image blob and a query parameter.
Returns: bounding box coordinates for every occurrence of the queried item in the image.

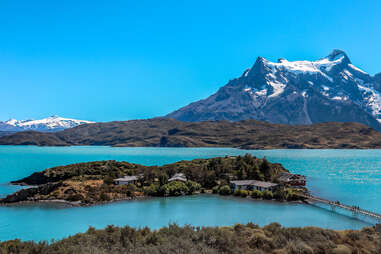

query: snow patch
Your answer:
[267,81,286,98]
[349,64,368,75]
[357,84,381,119]
[5,115,94,131]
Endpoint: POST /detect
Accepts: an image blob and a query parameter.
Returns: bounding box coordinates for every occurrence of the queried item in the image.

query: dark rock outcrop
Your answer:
[0,183,62,203]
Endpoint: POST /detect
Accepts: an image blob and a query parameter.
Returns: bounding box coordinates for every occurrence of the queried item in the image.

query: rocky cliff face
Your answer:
[167,50,381,131]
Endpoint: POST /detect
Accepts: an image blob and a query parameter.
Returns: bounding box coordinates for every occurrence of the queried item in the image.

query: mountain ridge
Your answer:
[1,118,381,149]
[0,115,94,132]
[166,50,381,131]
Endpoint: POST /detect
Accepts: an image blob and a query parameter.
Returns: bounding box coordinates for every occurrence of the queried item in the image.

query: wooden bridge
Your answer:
[300,194,381,221]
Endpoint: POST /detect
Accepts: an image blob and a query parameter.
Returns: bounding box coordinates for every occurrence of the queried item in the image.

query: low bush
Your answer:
[263,190,273,200]
[186,180,201,194]
[251,190,263,199]
[161,181,189,196]
[234,189,241,196]
[240,190,249,197]
[219,185,231,195]
[144,184,161,196]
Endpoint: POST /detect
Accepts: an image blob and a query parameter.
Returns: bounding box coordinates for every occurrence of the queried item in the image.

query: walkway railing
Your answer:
[299,194,381,221]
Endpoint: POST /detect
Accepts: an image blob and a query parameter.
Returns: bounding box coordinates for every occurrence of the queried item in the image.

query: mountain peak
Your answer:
[249,56,270,75]
[166,50,381,131]
[326,49,351,63]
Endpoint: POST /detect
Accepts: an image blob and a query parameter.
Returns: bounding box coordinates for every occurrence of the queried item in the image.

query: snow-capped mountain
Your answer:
[0,115,94,132]
[167,50,381,131]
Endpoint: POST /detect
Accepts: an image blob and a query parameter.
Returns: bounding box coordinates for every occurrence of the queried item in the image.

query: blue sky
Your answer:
[1,0,381,122]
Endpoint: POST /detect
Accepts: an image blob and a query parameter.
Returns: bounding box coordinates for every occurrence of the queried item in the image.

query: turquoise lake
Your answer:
[1,146,381,242]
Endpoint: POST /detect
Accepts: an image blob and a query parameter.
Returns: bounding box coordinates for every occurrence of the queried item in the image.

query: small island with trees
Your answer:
[0,154,307,206]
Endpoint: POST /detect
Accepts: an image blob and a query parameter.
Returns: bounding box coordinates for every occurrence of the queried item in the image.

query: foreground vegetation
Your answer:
[1,118,381,149]
[1,154,300,205]
[1,223,380,254]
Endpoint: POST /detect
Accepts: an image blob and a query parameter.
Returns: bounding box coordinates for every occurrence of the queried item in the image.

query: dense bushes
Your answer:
[219,185,231,195]
[144,181,201,197]
[251,190,263,199]
[1,223,379,254]
[161,181,189,196]
[186,180,201,194]
[263,190,274,200]
[14,154,286,191]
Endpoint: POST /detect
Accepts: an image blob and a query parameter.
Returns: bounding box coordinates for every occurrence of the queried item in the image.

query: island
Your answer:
[1,154,307,206]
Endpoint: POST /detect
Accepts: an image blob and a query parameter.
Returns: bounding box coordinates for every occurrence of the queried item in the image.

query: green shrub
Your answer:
[103,176,114,185]
[200,188,205,194]
[285,188,299,201]
[186,180,201,194]
[251,190,263,199]
[219,185,231,195]
[273,189,286,201]
[160,181,189,196]
[240,190,248,197]
[212,186,219,194]
[263,190,273,200]
[233,189,241,196]
[144,184,161,196]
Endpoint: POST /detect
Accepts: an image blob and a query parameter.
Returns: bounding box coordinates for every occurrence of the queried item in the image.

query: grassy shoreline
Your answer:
[1,223,380,254]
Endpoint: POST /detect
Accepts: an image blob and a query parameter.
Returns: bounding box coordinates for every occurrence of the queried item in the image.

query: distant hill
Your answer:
[0,118,381,149]
[166,50,381,131]
[0,115,94,133]
[0,131,16,137]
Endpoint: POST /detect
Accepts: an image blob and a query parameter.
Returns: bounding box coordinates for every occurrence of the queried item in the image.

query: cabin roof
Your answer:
[114,175,141,182]
[278,172,306,181]
[168,173,187,182]
[230,180,278,188]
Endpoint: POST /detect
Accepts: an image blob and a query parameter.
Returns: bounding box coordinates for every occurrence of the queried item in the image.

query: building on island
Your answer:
[168,173,187,182]
[230,180,278,192]
[278,172,306,186]
[114,175,142,185]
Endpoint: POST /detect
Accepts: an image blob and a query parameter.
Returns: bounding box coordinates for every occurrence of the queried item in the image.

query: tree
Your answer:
[158,174,168,186]
[260,158,271,181]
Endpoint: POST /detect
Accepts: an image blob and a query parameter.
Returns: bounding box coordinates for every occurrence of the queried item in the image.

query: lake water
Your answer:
[1,146,381,241]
